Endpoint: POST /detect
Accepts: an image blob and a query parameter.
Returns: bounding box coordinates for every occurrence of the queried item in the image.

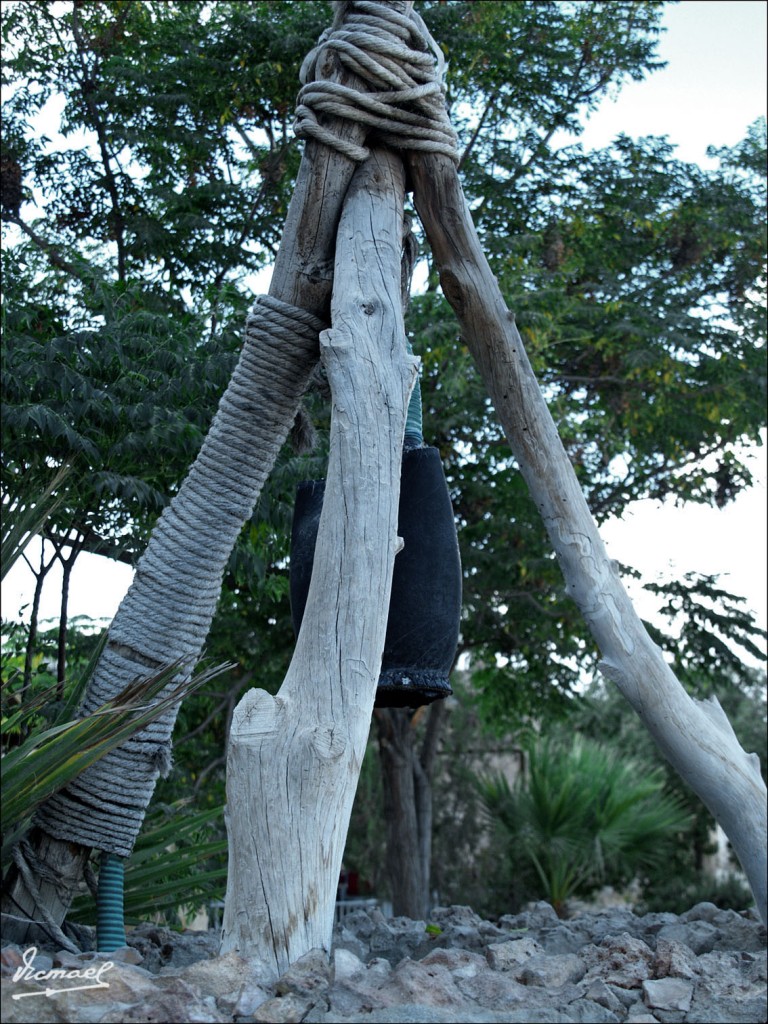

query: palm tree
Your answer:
[478,734,692,915]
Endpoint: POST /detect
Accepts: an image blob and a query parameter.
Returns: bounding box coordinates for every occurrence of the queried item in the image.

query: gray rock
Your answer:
[326,953,394,1017]
[581,931,655,990]
[98,977,228,1023]
[710,909,768,953]
[419,947,526,1010]
[610,982,649,1009]
[388,956,469,1009]
[537,922,595,954]
[429,906,485,929]
[656,920,721,956]
[3,900,766,1023]
[625,1006,661,1023]
[1,959,156,1024]
[485,935,545,970]
[643,977,695,1012]
[126,923,219,973]
[580,976,628,1015]
[515,952,586,988]
[163,949,272,1016]
[452,965,527,1011]
[332,923,368,961]
[103,946,143,966]
[653,937,700,980]
[565,998,622,1023]
[318,1005,535,1023]
[332,947,366,983]
[339,908,376,940]
[364,911,432,964]
[680,902,721,924]
[252,991,316,1023]
[275,947,331,999]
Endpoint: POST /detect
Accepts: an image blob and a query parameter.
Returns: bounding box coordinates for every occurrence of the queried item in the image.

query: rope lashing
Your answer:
[244,294,328,352]
[96,852,126,952]
[295,0,458,164]
[35,294,326,862]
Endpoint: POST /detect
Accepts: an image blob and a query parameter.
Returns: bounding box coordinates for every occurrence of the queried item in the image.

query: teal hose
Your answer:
[96,852,126,951]
[404,344,424,448]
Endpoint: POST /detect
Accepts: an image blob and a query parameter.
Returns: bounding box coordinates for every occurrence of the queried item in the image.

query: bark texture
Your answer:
[408,150,768,927]
[220,147,417,975]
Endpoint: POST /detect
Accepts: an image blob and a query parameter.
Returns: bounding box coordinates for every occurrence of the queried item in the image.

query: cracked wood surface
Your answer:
[220,147,418,974]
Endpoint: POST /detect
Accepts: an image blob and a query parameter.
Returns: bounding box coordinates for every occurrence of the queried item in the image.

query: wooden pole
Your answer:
[220,147,417,975]
[408,150,767,926]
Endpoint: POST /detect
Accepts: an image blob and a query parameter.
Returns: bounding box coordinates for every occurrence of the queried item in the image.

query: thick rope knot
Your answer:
[295,0,458,164]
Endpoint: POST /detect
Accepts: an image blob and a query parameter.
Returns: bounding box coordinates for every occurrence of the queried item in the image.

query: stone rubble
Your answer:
[1,901,764,1023]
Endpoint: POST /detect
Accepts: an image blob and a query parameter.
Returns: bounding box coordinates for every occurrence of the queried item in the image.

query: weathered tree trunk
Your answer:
[408,150,768,926]
[220,147,417,976]
[21,542,57,698]
[376,701,447,919]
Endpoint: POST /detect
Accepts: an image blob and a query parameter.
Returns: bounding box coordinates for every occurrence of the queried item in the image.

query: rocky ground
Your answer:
[1,901,765,1023]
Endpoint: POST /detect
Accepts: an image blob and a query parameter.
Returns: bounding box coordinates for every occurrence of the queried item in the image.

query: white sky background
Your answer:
[2,1,767,656]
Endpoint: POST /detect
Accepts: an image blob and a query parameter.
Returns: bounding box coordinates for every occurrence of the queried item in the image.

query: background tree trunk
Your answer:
[376,701,447,919]
[377,709,425,919]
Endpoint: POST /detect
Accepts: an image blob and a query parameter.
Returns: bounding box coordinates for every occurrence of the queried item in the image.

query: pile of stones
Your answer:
[1,901,765,1023]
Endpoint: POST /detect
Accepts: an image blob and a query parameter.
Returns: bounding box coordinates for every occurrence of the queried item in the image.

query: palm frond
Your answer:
[1,464,71,581]
[1,658,234,862]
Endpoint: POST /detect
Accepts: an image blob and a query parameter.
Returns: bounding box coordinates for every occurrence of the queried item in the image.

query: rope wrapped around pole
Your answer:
[8,0,464,946]
[35,297,325,857]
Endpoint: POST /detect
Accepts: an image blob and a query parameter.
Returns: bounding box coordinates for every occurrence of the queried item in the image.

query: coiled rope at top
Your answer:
[295,0,459,164]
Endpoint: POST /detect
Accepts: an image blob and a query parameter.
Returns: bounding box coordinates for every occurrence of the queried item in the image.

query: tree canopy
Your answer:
[2,0,765,737]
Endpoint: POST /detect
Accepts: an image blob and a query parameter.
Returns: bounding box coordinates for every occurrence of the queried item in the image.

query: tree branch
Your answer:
[409,148,768,927]
[70,4,127,281]
[5,214,89,282]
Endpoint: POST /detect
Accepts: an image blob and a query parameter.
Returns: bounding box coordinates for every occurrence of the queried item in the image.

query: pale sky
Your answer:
[2,1,767,658]
[573,0,768,653]
[569,0,767,165]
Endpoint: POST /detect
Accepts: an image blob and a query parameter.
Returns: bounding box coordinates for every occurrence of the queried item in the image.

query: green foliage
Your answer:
[477,734,692,914]
[428,681,524,917]
[1,464,71,581]
[642,572,767,683]
[637,871,755,917]
[4,0,765,733]
[0,474,233,926]
[1,258,242,563]
[1,657,229,862]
